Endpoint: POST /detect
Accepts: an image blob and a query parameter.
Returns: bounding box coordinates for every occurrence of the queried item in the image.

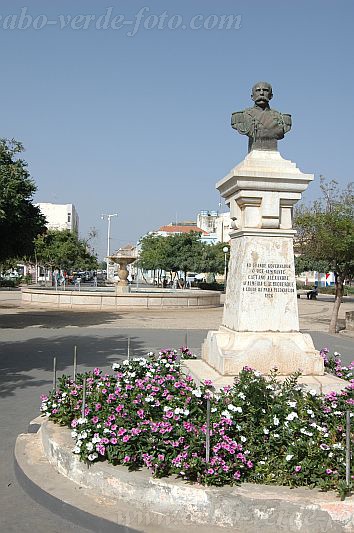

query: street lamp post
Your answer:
[223,246,229,288]
[101,213,118,281]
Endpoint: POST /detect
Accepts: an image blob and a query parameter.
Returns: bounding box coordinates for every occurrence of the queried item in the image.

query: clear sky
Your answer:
[1,1,353,259]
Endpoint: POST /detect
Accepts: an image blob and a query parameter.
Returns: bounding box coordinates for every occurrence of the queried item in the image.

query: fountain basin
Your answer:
[21,287,221,309]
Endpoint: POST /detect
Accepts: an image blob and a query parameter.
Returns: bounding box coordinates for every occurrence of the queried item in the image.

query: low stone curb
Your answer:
[15,417,354,532]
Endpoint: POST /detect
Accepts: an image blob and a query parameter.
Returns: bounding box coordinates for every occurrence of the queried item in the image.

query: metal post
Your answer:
[206,398,211,464]
[101,213,118,281]
[73,346,77,382]
[53,357,57,390]
[127,337,131,361]
[81,378,86,419]
[346,410,351,487]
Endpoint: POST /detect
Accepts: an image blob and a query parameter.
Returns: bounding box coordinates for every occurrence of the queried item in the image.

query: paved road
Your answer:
[0,291,353,532]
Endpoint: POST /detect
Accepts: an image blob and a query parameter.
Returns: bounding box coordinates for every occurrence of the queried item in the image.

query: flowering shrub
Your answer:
[41,348,354,497]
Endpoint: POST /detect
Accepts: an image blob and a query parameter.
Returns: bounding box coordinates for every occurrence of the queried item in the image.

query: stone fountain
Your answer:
[108,244,137,293]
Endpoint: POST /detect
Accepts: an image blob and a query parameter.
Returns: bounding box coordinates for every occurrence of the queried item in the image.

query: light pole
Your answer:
[101,213,118,280]
[223,246,229,288]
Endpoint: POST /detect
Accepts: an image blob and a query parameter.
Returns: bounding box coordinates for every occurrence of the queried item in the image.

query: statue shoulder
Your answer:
[231,109,253,134]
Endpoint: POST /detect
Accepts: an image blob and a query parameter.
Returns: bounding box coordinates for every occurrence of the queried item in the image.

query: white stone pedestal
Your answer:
[184,150,337,388]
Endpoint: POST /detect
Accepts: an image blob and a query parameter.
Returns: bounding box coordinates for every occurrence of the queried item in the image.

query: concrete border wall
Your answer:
[38,420,354,531]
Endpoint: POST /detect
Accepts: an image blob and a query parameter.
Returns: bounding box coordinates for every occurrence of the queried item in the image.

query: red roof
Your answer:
[158,225,208,234]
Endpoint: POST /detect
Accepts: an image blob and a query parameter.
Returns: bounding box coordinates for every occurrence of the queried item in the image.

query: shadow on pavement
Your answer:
[0,310,123,329]
[0,333,145,399]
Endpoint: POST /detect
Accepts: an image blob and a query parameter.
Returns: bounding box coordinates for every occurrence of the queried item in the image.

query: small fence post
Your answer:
[346,410,351,488]
[73,345,77,382]
[52,356,57,390]
[81,378,86,419]
[206,398,211,464]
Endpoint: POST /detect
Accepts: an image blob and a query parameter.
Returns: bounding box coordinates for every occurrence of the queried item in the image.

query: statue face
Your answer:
[251,82,273,107]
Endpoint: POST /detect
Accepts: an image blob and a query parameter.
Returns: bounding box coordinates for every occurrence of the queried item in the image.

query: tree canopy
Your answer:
[35,230,98,272]
[294,177,354,333]
[0,139,46,263]
[138,232,229,282]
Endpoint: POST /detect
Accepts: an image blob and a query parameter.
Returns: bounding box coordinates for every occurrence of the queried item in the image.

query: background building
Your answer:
[36,203,79,234]
[197,210,231,243]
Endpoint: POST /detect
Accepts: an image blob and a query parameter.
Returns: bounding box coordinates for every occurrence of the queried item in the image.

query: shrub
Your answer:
[41,347,354,497]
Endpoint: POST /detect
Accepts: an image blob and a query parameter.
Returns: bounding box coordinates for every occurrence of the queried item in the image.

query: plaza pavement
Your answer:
[0,289,353,533]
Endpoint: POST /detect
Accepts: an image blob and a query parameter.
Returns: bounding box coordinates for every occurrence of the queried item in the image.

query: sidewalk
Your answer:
[1,290,353,336]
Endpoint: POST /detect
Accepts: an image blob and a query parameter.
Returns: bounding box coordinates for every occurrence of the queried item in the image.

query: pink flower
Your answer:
[207,468,214,474]
[294,465,302,473]
[93,367,101,376]
[137,409,145,419]
[92,416,99,424]
[233,471,241,480]
[110,437,117,444]
[122,435,130,442]
[123,455,130,463]
[326,468,333,475]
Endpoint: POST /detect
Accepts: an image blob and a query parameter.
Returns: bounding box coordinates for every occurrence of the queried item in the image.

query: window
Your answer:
[67,213,71,223]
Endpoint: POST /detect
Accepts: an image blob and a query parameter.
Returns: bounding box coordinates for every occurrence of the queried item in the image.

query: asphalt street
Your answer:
[0,293,353,532]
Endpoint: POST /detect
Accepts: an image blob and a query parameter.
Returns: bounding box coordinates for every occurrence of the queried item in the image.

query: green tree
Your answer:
[294,178,354,333]
[163,232,204,283]
[35,230,98,273]
[0,139,46,262]
[198,242,229,278]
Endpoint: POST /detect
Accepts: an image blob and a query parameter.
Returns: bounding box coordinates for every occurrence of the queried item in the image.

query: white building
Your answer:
[36,203,79,234]
[197,210,231,243]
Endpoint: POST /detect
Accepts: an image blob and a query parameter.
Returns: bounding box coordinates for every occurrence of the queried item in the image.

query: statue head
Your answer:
[251,81,273,108]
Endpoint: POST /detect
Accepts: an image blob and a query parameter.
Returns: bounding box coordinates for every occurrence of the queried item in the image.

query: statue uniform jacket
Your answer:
[231,106,291,151]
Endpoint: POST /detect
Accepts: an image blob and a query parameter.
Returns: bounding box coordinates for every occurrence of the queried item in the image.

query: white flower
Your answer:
[163,406,172,412]
[221,410,232,419]
[308,389,317,396]
[103,428,110,434]
[254,371,261,377]
[287,401,297,408]
[92,435,101,444]
[77,417,87,425]
[71,430,77,438]
[263,428,269,435]
[183,409,190,416]
[285,454,293,461]
[227,404,236,412]
[147,352,154,357]
[192,389,202,398]
[88,453,98,461]
[286,412,298,421]
[79,431,88,439]
[240,436,247,442]
[238,392,246,400]
[112,363,120,370]
[273,416,280,426]
[127,371,136,378]
[259,461,265,465]
[174,407,181,415]
[273,433,279,438]
[235,406,242,413]
[122,360,130,366]
[332,443,343,450]
[76,440,82,448]
[62,392,67,398]
[72,446,81,454]
[145,396,154,403]
[211,407,217,413]
[333,351,340,356]
[86,442,94,451]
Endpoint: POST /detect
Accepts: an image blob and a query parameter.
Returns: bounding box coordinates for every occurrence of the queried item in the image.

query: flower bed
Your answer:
[41,347,354,498]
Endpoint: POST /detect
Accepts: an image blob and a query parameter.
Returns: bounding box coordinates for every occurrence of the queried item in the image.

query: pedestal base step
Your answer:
[182,359,348,394]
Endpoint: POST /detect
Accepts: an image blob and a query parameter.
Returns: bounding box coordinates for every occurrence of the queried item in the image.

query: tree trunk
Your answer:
[329,272,344,334]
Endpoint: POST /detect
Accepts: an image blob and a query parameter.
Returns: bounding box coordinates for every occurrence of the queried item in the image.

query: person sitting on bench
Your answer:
[307,285,318,300]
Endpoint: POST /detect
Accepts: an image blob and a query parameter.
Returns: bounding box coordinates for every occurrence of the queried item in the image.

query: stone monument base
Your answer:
[201,327,324,376]
[182,357,348,394]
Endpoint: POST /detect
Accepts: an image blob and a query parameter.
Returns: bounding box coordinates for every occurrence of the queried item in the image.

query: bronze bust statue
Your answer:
[231,82,291,152]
